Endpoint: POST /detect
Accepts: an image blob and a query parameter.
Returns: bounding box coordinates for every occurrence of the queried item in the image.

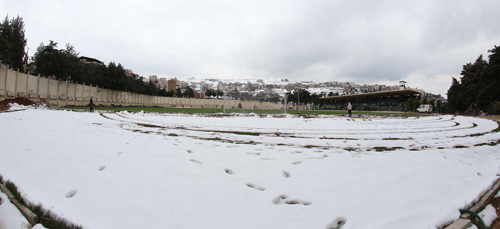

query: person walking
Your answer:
[89,96,94,113]
[347,102,352,117]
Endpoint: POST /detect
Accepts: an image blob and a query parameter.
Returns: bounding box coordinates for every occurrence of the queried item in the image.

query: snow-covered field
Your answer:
[1,107,499,229]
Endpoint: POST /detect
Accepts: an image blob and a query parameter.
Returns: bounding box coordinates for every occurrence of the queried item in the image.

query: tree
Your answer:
[460,55,487,111]
[183,86,195,98]
[447,45,500,114]
[32,41,80,80]
[447,77,465,113]
[176,88,182,97]
[0,15,27,70]
[477,46,500,113]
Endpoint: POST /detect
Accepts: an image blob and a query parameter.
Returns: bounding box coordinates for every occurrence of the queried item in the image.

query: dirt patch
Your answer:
[479,115,500,122]
[0,97,37,110]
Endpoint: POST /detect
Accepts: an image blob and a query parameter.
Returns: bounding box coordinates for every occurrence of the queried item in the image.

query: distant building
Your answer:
[399,81,408,89]
[158,78,167,88]
[78,56,104,65]
[167,79,177,92]
[125,69,135,77]
[195,91,205,99]
[149,75,158,83]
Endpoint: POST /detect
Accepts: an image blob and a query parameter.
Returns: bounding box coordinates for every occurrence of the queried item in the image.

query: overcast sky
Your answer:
[2,0,500,97]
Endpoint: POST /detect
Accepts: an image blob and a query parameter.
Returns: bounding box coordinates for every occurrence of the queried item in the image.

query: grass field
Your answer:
[60,106,419,116]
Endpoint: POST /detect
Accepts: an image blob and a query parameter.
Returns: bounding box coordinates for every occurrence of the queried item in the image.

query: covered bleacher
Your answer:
[321,88,425,111]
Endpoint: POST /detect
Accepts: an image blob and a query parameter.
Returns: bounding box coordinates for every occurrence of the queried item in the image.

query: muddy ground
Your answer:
[0,97,37,110]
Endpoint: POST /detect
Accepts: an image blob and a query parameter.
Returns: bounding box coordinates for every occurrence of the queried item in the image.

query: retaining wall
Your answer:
[0,66,284,109]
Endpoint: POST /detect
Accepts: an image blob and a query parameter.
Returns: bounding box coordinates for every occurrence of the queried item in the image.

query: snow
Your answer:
[0,191,29,229]
[478,204,498,227]
[1,108,500,229]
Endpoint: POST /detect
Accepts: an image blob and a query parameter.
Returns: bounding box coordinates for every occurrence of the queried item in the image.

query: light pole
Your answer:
[297,87,300,110]
[283,94,288,114]
[215,90,218,113]
[223,87,227,113]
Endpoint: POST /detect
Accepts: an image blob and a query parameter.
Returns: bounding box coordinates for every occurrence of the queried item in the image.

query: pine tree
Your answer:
[0,16,27,70]
[10,16,27,71]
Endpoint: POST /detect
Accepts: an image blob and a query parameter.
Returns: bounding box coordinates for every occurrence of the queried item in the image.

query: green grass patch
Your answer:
[453,145,469,149]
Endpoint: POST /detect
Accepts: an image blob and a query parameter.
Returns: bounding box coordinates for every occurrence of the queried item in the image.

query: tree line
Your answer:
[447,45,500,114]
[31,40,173,96]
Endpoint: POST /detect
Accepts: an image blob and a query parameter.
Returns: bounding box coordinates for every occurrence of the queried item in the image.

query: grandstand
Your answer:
[321,88,425,111]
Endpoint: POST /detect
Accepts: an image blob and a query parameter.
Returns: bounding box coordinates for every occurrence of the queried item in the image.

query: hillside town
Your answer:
[145,72,443,101]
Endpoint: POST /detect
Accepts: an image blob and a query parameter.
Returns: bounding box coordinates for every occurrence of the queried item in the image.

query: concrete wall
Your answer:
[0,66,285,109]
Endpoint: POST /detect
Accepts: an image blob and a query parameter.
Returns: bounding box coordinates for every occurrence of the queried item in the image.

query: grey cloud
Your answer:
[3,0,500,96]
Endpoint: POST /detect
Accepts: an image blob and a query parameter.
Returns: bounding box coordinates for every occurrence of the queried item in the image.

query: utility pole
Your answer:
[283,94,288,114]
[223,87,227,113]
[297,87,300,110]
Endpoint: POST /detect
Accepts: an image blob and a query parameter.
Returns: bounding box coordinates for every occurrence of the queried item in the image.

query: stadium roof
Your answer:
[321,88,425,101]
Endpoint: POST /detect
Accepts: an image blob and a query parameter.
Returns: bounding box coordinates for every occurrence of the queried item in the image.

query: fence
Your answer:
[0,66,284,109]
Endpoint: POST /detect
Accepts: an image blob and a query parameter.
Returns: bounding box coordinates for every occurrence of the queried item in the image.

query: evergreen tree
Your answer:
[0,16,27,70]
[478,46,500,113]
[447,77,465,113]
[460,55,487,111]
[183,86,195,98]
[32,41,79,80]
[10,16,27,71]
[447,45,500,114]
[176,88,182,97]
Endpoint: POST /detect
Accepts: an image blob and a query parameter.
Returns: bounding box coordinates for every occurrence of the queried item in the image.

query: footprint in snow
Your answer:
[325,216,347,229]
[98,165,106,171]
[187,150,193,154]
[282,170,291,178]
[190,159,202,164]
[247,152,261,156]
[225,169,234,175]
[272,194,311,206]
[65,189,78,198]
[246,183,265,191]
